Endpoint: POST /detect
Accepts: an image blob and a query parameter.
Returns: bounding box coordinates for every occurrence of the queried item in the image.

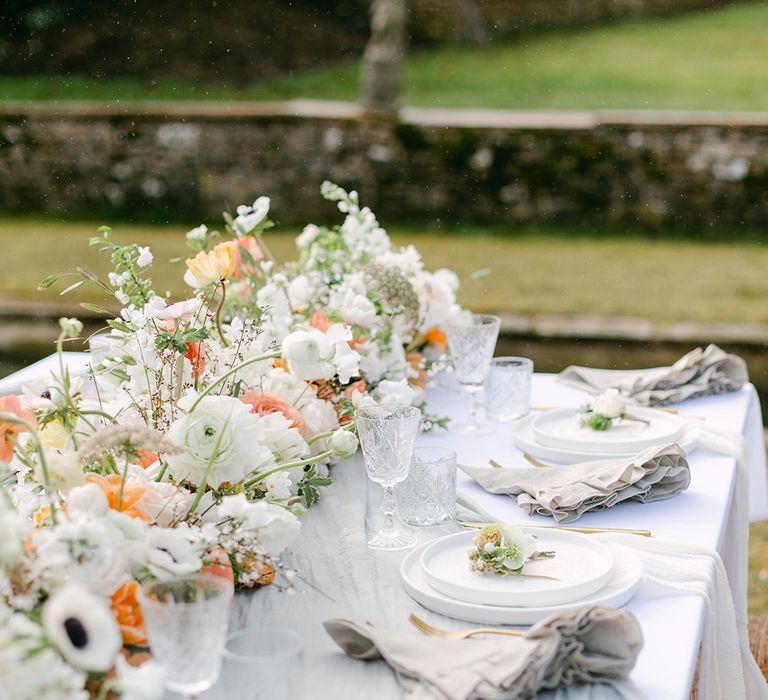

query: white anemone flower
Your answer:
[42,585,122,672]
[144,526,202,580]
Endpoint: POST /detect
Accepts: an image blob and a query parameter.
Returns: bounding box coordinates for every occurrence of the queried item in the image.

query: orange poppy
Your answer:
[0,395,38,462]
[85,473,150,521]
[111,580,147,645]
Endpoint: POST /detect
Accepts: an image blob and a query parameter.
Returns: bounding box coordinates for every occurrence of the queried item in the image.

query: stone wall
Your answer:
[1,102,767,230]
[410,0,744,43]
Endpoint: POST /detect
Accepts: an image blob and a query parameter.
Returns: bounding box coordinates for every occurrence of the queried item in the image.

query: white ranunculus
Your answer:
[296,223,320,249]
[372,379,420,406]
[340,290,377,328]
[218,495,300,556]
[144,526,202,580]
[116,656,166,700]
[42,585,122,672]
[287,274,315,311]
[329,428,359,459]
[166,394,265,487]
[592,388,626,418]
[66,483,110,518]
[233,196,270,234]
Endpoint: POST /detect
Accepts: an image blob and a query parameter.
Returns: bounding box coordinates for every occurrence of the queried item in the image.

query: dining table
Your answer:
[1,355,766,699]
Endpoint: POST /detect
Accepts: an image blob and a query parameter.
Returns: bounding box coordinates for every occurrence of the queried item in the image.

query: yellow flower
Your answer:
[39,419,71,450]
[184,241,238,288]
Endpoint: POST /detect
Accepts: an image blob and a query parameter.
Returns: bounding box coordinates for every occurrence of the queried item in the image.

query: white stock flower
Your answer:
[413,269,460,332]
[136,246,153,268]
[592,388,625,418]
[42,585,122,672]
[186,224,209,247]
[218,495,301,556]
[329,429,358,459]
[296,223,320,249]
[234,196,270,234]
[263,471,292,500]
[116,656,166,700]
[166,394,266,488]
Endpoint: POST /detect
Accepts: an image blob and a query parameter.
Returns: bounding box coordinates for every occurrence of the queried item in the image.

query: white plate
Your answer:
[420,529,614,608]
[531,407,683,455]
[401,540,641,625]
[512,414,693,464]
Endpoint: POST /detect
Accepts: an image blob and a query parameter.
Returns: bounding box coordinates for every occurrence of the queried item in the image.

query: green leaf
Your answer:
[80,303,112,315]
[36,274,59,290]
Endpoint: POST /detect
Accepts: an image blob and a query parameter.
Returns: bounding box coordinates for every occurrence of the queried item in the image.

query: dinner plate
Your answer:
[531,407,683,455]
[512,414,694,464]
[420,529,614,608]
[401,540,641,625]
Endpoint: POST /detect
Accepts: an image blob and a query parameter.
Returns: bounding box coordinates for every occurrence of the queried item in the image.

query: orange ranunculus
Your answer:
[136,450,159,469]
[343,379,366,398]
[0,395,37,462]
[185,241,238,287]
[310,310,332,332]
[233,236,264,280]
[241,391,305,434]
[85,473,150,521]
[201,546,235,586]
[406,352,427,389]
[111,580,147,645]
[425,327,448,351]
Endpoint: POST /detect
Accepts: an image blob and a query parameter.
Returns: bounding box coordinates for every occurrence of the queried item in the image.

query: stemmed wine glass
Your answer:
[137,572,233,698]
[445,313,501,435]
[356,404,421,550]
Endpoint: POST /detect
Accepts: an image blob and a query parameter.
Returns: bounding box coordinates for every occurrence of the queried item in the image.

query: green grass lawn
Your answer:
[3,2,768,110]
[5,217,768,325]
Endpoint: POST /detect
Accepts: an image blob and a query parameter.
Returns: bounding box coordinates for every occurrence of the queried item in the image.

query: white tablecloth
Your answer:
[2,356,766,699]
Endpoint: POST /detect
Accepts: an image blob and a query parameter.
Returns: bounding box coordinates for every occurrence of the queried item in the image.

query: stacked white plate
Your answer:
[512,407,691,464]
[400,529,642,625]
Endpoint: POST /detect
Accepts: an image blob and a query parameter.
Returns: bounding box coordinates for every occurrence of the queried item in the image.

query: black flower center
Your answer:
[64,617,88,649]
[41,390,52,400]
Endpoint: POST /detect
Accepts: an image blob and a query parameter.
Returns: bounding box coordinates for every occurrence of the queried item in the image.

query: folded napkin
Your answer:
[324,605,643,700]
[558,344,748,406]
[461,444,690,523]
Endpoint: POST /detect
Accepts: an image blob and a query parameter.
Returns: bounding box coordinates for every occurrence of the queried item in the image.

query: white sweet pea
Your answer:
[166,394,266,487]
[186,224,209,247]
[149,297,203,321]
[218,495,301,556]
[329,428,358,459]
[144,527,202,580]
[136,246,153,268]
[325,324,361,384]
[234,196,270,234]
[372,378,420,406]
[287,274,315,311]
[592,388,626,418]
[116,656,166,700]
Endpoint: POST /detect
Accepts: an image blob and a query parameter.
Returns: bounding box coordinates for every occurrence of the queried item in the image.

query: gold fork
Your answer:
[409,613,524,639]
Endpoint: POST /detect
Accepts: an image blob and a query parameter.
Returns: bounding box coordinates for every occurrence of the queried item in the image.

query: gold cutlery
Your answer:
[409,613,524,639]
[458,521,652,537]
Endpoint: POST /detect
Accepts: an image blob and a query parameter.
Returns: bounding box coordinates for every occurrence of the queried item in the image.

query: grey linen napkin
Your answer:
[558,344,748,406]
[460,444,690,524]
[323,606,643,700]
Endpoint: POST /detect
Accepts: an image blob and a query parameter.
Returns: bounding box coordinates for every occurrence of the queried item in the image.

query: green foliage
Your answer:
[297,465,333,508]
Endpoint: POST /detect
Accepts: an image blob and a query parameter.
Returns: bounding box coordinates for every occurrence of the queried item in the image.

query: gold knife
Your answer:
[459,521,652,537]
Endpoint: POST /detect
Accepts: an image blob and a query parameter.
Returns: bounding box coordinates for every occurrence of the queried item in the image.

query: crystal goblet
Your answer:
[138,573,233,697]
[445,313,501,435]
[356,404,421,550]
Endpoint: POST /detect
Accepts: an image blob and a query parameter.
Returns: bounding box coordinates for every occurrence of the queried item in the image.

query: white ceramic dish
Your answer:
[401,540,641,625]
[512,414,694,464]
[531,407,683,455]
[419,529,615,608]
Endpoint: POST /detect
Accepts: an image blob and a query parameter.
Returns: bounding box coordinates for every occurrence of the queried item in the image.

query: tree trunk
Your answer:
[360,0,408,117]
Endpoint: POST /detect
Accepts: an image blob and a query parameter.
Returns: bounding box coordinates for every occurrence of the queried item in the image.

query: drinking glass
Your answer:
[356,404,421,550]
[138,573,233,697]
[445,313,501,435]
[398,446,457,526]
[485,357,533,422]
[218,627,304,699]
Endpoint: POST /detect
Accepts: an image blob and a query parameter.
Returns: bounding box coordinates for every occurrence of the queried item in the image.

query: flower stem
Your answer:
[242,449,332,489]
[184,351,281,414]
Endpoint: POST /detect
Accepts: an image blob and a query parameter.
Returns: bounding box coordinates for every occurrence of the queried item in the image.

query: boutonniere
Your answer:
[469,524,555,576]
[580,388,649,431]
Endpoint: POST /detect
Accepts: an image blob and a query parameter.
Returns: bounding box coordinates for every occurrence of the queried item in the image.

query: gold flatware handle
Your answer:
[409,613,525,639]
[459,521,652,537]
[463,627,524,637]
